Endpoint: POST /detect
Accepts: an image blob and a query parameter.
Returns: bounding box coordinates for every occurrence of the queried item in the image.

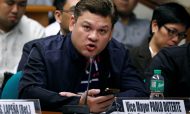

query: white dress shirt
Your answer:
[0,15,45,86]
[45,22,60,36]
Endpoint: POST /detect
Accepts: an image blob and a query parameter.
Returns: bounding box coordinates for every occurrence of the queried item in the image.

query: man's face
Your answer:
[0,0,27,32]
[113,0,138,17]
[69,11,113,58]
[55,0,80,34]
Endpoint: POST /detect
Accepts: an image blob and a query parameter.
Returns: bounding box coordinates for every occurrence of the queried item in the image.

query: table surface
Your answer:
[41,111,190,114]
[42,111,61,114]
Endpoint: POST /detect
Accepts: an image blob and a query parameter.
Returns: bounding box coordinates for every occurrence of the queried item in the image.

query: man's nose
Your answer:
[172,35,181,44]
[12,4,19,13]
[88,31,98,42]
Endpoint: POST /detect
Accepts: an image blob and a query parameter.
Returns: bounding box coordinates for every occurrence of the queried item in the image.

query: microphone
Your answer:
[84,57,93,105]
[62,57,94,114]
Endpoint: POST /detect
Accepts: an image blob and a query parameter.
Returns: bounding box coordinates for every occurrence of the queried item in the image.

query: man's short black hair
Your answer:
[74,0,118,28]
[54,0,66,10]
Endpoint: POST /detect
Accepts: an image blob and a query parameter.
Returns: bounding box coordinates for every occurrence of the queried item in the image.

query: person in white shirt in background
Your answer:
[45,0,80,36]
[0,0,45,88]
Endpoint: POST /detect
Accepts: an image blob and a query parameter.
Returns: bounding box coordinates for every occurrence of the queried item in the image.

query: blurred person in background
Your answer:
[0,0,45,90]
[129,2,190,80]
[112,0,150,49]
[45,0,80,36]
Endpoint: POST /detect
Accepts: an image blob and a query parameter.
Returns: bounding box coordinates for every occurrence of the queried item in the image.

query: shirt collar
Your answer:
[0,23,22,36]
[0,29,5,34]
[119,13,136,25]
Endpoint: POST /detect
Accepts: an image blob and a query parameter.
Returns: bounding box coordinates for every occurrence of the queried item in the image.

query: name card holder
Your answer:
[122,99,186,114]
[0,99,41,114]
[105,97,190,114]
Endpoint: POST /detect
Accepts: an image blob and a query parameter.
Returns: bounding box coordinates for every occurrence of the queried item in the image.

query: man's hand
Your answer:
[59,92,80,97]
[79,89,114,113]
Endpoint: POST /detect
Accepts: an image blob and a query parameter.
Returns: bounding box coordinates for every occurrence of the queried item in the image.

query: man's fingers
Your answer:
[59,92,80,97]
[95,95,114,103]
[88,89,100,96]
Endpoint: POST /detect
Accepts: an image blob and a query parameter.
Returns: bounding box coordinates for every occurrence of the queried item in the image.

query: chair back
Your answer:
[1,71,23,99]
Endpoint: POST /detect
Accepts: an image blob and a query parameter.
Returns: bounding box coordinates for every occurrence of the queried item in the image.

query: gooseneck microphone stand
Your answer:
[62,58,94,114]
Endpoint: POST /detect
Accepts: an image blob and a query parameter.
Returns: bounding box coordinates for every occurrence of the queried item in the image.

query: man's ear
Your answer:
[151,20,159,33]
[109,31,113,41]
[69,15,75,31]
[54,10,62,23]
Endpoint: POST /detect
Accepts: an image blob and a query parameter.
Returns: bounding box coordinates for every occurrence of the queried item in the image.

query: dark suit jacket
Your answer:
[146,43,190,97]
[129,41,152,80]
[17,33,62,71]
[17,38,43,71]
[19,33,148,111]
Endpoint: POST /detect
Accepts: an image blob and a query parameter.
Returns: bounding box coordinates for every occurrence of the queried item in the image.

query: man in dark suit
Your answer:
[146,43,190,97]
[18,0,148,113]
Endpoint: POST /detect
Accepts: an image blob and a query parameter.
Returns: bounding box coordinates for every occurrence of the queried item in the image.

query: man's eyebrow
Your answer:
[100,26,110,30]
[82,21,90,25]
[69,6,75,12]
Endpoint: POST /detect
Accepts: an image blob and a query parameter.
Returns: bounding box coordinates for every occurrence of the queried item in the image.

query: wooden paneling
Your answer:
[25,5,56,27]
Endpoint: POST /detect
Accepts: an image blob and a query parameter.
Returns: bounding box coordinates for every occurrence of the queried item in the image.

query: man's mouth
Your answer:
[86,44,96,51]
[8,16,17,22]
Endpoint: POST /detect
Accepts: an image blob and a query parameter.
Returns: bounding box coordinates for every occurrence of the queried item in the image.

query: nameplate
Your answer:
[0,100,36,114]
[122,99,186,114]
